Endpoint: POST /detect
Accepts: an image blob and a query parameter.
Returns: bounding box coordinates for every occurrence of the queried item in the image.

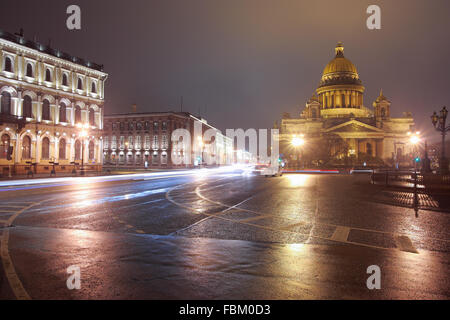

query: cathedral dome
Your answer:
[319,42,361,87]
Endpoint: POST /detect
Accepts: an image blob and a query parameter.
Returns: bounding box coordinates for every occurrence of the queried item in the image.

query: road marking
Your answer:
[0,201,44,300]
[238,214,272,223]
[331,226,351,242]
[280,221,307,231]
[395,235,419,253]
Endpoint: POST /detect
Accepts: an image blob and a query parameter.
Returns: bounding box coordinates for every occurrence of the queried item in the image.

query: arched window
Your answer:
[4,57,13,72]
[89,141,95,160]
[41,137,50,159]
[89,108,95,126]
[59,102,67,122]
[74,140,81,160]
[75,105,82,123]
[26,63,33,77]
[23,95,32,118]
[22,136,31,159]
[45,68,52,82]
[62,73,68,86]
[366,143,373,156]
[77,78,83,90]
[42,99,51,120]
[0,134,10,159]
[91,82,97,93]
[59,138,66,160]
[1,91,12,114]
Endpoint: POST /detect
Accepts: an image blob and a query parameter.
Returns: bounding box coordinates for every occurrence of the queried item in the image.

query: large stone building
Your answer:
[103,111,232,168]
[0,29,107,176]
[279,43,416,168]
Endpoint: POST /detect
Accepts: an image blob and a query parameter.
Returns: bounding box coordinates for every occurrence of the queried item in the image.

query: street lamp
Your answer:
[291,135,305,169]
[431,106,450,174]
[408,131,421,171]
[78,123,90,175]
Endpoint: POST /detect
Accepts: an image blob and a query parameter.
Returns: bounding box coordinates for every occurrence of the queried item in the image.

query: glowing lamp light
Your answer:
[410,135,420,145]
[291,136,305,147]
[80,130,88,138]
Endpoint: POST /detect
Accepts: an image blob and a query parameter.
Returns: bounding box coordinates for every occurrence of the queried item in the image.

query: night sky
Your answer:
[1,0,449,141]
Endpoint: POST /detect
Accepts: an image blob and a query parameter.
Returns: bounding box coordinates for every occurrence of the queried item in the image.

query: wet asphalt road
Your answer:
[0,169,449,299]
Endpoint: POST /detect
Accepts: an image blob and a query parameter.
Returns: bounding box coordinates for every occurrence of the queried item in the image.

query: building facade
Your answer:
[0,30,108,176]
[103,112,232,168]
[279,43,416,168]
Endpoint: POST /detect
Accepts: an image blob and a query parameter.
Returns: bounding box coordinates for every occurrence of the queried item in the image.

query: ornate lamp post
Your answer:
[431,106,450,174]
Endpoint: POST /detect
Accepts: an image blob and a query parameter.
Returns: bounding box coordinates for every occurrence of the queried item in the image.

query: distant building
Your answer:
[279,43,416,168]
[103,112,232,168]
[0,29,108,175]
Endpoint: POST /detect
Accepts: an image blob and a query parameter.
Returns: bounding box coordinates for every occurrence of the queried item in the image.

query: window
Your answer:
[1,92,12,115]
[128,136,133,149]
[119,136,124,149]
[153,136,159,149]
[62,73,68,86]
[144,121,150,130]
[152,152,159,164]
[162,121,168,131]
[135,136,141,149]
[74,140,81,160]
[128,122,134,131]
[75,105,82,123]
[89,141,95,160]
[0,134,10,159]
[112,122,118,131]
[4,57,12,72]
[162,135,168,149]
[153,121,159,132]
[45,68,52,82]
[23,95,32,118]
[91,82,97,93]
[77,78,83,90]
[144,136,150,149]
[103,136,109,149]
[136,122,143,131]
[22,136,31,159]
[41,137,50,160]
[89,108,95,126]
[42,99,51,120]
[59,138,66,160]
[119,122,124,131]
[381,108,386,118]
[161,152,167,165]
[311,108,317,119]
[59,103,67,122]
[26,63,33,77]
[111,136,117,149]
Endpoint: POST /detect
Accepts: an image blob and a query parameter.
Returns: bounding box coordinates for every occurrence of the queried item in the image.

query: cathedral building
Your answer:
[279,43,416,168]
[0,29,108,176]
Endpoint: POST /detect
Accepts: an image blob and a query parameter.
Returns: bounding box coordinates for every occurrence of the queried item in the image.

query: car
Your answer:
[261,165,283,177]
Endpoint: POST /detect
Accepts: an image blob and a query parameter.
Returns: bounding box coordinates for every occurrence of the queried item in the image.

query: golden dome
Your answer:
[320,42,360,84]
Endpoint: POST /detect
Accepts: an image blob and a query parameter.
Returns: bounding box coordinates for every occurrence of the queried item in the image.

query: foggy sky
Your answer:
[1,0,449,142]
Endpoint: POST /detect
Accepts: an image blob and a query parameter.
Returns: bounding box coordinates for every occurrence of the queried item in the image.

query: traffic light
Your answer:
[6,146,13,161]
